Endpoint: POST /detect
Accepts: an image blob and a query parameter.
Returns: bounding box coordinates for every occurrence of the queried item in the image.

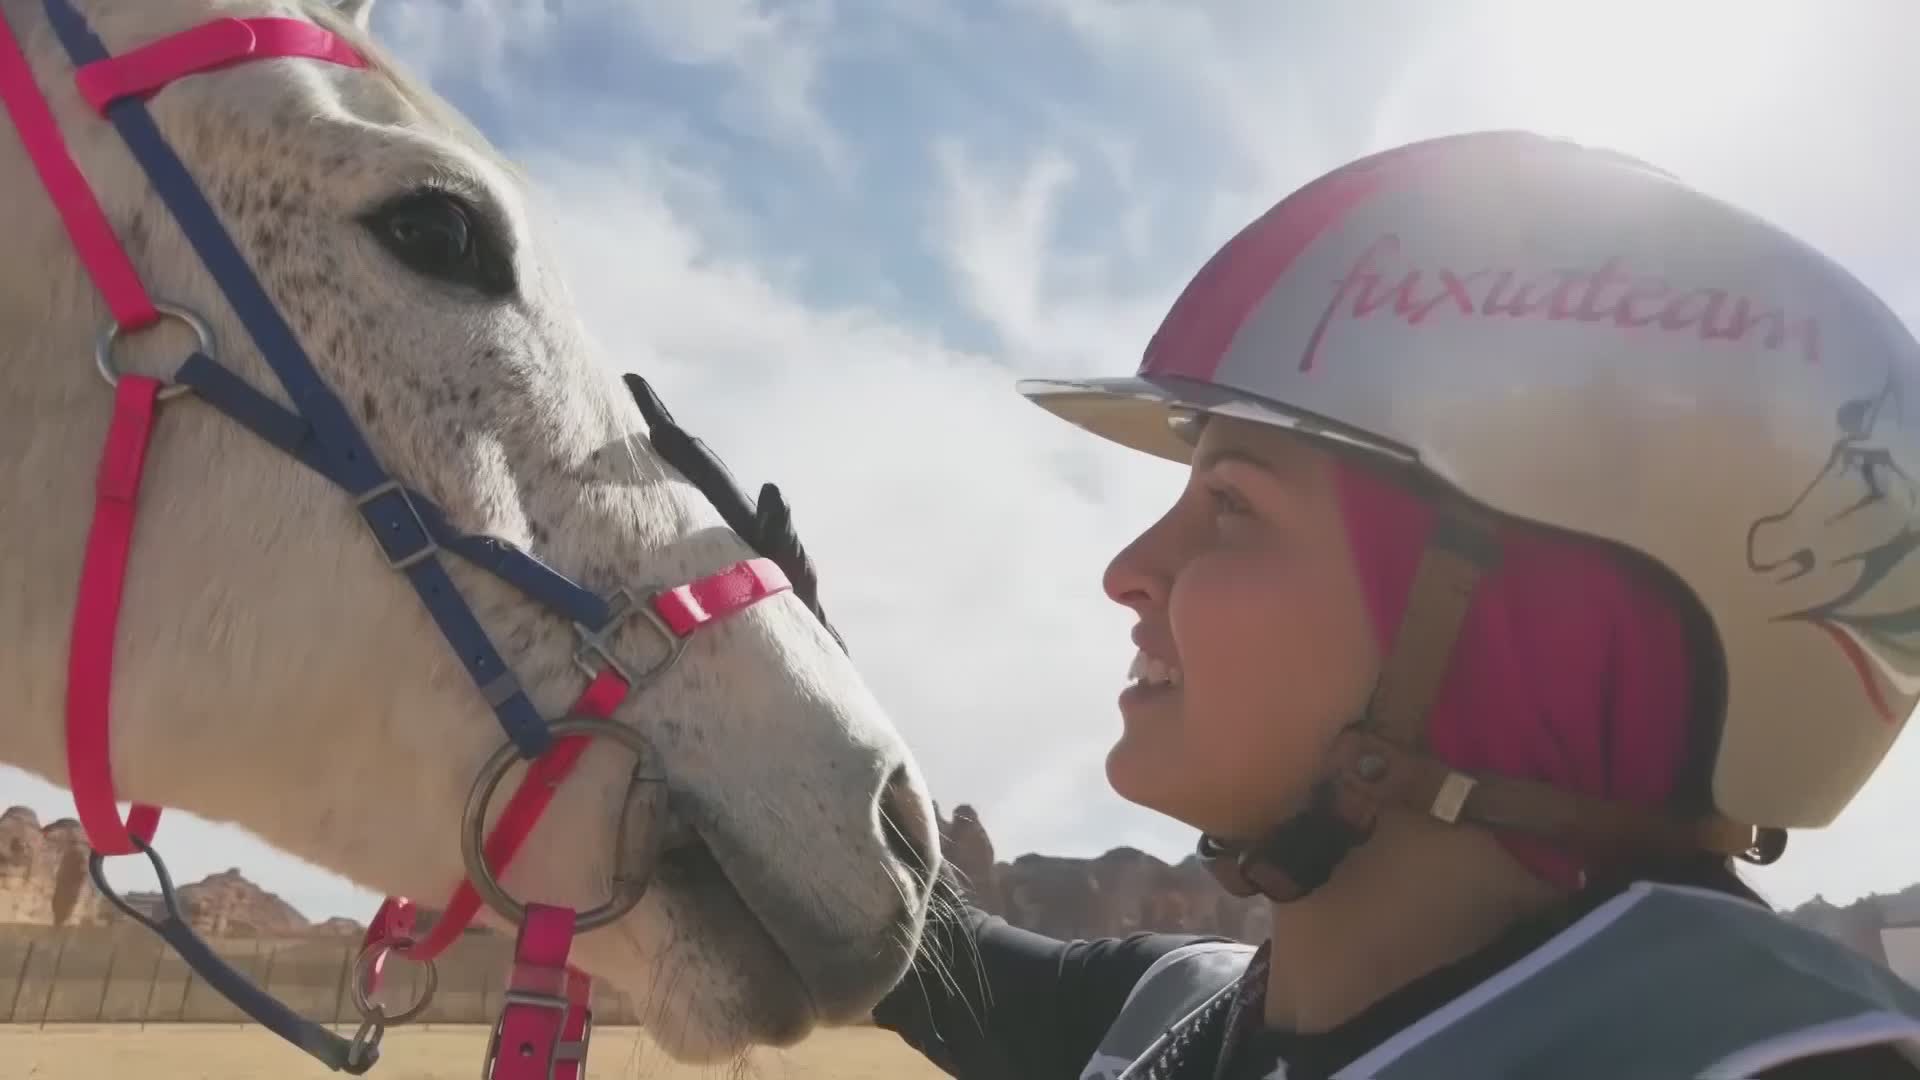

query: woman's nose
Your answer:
[1104,519,1171,613]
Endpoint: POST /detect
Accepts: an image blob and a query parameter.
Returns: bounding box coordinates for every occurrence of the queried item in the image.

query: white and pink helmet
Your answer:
[1019,131,1920,880]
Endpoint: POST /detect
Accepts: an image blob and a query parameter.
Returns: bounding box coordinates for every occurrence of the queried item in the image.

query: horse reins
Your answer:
[0,2,841,1074]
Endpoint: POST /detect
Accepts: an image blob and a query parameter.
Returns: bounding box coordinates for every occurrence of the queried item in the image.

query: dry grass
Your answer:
[0,1023,948,1079]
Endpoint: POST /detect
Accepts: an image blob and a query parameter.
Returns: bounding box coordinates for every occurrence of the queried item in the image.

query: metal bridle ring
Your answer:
[460,716,668,931]
[95,300,213,402]
[348,937,438,1026]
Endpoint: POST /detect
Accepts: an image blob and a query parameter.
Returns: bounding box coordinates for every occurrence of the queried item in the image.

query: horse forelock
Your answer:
[292,0,528,187]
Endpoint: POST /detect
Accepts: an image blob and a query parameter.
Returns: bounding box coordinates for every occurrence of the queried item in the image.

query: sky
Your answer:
[7,0,1920,923]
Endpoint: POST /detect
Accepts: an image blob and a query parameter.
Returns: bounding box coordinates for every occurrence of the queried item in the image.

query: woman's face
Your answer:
[1102,416,1382,839]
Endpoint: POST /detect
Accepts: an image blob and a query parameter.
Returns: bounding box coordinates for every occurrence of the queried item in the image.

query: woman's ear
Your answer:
[335,0,375,30]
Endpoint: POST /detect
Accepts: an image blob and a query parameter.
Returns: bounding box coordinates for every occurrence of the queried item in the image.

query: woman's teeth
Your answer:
[1128,651,1182,688]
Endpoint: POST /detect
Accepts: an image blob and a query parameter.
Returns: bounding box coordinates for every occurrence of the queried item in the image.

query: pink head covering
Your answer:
[1330,458,1695,891]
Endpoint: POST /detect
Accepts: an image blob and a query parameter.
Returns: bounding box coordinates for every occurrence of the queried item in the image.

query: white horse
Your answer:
[0,0,939,1064]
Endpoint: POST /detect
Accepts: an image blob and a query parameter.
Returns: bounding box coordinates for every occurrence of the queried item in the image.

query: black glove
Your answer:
[623,373,845,653]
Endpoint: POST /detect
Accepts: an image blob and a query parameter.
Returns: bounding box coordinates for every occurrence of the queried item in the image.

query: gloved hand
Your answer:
[623,373,845,653]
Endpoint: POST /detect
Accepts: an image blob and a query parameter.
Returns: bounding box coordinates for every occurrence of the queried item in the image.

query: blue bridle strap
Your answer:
[41,0,598,759]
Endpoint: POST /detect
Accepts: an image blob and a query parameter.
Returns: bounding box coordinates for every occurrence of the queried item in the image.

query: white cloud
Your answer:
[927,138,1177,379]
[626,0,849,176]
[1012,0,1371,208]
[365,0,557,83]
[520,137,1196,862]
[372,0,848,174]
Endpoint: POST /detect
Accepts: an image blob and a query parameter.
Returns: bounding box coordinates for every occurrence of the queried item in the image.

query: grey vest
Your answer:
[1078,882,1920,1080]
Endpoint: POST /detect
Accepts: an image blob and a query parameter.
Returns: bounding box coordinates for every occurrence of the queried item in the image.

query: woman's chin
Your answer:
[1104,737,1188,817]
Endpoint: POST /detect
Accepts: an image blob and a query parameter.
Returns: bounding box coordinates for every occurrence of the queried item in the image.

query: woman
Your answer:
[872,130,1920,1079]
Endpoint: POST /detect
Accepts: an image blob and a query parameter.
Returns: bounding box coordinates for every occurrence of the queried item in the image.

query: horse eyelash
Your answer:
[408,173,515,253]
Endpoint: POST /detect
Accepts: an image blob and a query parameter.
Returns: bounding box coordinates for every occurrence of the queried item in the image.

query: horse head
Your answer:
[0,0,937,1061]
[1746,375,1920,720]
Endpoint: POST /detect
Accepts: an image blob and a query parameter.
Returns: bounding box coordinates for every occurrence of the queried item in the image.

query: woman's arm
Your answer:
[872,901,1233,1080]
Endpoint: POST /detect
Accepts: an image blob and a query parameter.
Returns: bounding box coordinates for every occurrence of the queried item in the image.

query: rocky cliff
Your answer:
[0,803,1914,956]
[0,807,347,936]
[938,803,1920,954]
[938,803,1269,942]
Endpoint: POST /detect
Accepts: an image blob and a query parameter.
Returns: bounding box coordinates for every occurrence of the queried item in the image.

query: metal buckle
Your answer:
[94,299,210,402]
[353,479,439,571]
[482,990,589,1080]
[570,587,687,690]
[1429,771,1478,824]
[459,716,668,931]
[559,1009,594,1070]
[348,935,438,1027]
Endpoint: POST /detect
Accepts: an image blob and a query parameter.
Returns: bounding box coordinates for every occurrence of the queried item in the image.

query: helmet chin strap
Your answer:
[1197,505,1495,903]
[1197,502,1785,906]
[1196,782,1372,901]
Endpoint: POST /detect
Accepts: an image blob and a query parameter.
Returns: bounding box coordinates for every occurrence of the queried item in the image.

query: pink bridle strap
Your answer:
[485,904,594,1080]
[0,8,155,327]
[64,375,166,856]
[0,15,366,333]
[73,17,367,115]
[9,5,371,861]
[360,669,631,978]
[360,560,792,995]
[654,557,789,635]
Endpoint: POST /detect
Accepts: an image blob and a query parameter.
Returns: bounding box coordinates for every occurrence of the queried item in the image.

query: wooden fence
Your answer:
[0,924,639,1026]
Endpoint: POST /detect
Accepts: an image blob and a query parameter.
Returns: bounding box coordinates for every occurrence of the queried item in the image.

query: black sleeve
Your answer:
[871,902,1231,1080]
[1757,1044,1920,1079]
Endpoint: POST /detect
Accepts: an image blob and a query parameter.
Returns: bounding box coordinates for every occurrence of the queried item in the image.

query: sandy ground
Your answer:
[0,1023,948,1079]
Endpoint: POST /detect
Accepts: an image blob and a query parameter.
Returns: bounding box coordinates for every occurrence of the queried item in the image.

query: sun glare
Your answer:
[1448,1,1818,156]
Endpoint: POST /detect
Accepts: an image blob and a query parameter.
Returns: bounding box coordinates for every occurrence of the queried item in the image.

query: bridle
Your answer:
[0,1,843,1075]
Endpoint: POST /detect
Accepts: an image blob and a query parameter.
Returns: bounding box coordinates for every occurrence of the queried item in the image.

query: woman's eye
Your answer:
[1207,486,1251,518]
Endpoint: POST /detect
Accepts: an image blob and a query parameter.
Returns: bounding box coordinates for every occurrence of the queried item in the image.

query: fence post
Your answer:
[234,939,262,1029]
[330,940,351,1031]
[254,940,280,1031]
[139,937,164,1031]
[5,940,35,1023]
[175,958,194,1023]
[38,932,69,1029]
[95,935,117,1022]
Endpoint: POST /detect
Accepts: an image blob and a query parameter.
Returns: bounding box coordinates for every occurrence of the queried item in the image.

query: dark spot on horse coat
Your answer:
[123,209,149,257]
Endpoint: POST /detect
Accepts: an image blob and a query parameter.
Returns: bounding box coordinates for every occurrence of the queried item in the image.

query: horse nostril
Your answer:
[877,763,937,882]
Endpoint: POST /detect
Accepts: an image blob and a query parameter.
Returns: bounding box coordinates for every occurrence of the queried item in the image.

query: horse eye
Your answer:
[362,189,514,297]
